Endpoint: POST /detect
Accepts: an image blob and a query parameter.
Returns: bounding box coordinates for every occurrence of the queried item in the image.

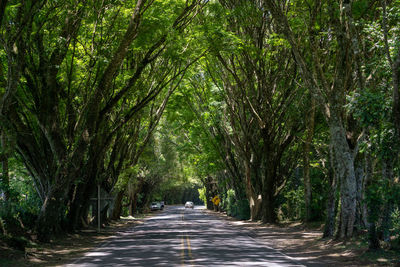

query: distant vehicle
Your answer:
[185,201,194,209]
[150,202,161,211]
[160,201,165,209]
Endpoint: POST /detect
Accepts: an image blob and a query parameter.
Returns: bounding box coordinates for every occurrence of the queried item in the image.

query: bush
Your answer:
[1,235,28,251]
[0,201,29,238]
[224,189,250,220]
[235,199,250,220]
[392,208,400,244]
[198,187,207,205]
[225,189,236,216]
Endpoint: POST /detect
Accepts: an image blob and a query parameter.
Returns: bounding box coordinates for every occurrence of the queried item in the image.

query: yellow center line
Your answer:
[181,234,185,266]
[181,210,194,266]
[186,233,192,259]
[181,210,185,266]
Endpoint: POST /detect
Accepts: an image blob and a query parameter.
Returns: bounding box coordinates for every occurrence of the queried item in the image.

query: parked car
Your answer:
[185,201,194,209]
[150,202,161,211]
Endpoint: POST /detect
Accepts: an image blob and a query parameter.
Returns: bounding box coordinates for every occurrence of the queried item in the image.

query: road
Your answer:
[65,206,304,266]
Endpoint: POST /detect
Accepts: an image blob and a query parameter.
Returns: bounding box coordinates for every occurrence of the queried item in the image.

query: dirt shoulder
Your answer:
[203,209,400,267]
[0,216,146,267]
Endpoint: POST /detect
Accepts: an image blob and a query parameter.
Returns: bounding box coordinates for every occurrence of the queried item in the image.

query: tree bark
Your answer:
[303,97,315,222]
[36,187,68,242]
[0,0,7,27]
[329,116,357,239]
[323,144,338,238]
[244,160,262,221]
[261,173,276,223]
[354,155,366,231]
[1,132,10,201]
[381,158,394,243]
[362,153,372,228]
[368,221,380,250]
[111,190,125,220]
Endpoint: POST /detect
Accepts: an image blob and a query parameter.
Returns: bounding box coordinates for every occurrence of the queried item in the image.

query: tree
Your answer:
[201,0,304,222]
[0,0,205,241]
[264,0,369,238]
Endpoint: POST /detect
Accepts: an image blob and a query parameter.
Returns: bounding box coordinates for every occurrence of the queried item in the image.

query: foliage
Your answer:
[0,1,400,259]
[224,189,250,220]
[198,187,207,205]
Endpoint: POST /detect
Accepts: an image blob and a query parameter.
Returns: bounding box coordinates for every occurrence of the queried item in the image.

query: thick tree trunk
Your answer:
[354,156,366,230]
[303,97,315,222]
[111,190,125,220]
[244,160,262,221]
[131,193,138,216]
[323,151,338,238]
[36,187,68,242]
[260,162,277,223]
[261,183,276,223]
[67,174,97,231]
[329,117,357,239]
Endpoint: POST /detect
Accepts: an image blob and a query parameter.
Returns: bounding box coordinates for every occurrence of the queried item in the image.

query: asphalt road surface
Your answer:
[65,206,304,266]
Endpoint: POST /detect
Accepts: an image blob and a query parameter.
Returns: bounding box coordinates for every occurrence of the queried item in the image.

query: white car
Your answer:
[185,201,194,209]
[150,202,161,211]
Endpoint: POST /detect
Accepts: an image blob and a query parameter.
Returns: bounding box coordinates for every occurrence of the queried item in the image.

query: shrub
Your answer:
[224,189,250,220]
[198,187,207,205]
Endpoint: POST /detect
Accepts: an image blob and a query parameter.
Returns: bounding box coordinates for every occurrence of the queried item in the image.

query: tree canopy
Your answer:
[1,0,400,253]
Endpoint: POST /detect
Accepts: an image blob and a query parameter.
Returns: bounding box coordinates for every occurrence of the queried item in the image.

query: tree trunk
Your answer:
[354,156,366,231]
[129,196,134,216]
[1,132,10,201]
[67,172,98,231]
[261,183,276,223]
[205,176,215,210]
[244,160,262,221]
[132,192,139,215]
[323,147,338,238]
[361,155,371,228]
[368,221,380,250]
[329,117,357,239]
[36,187,68,242]
[381,158,394,243]
[260,162,277,223]
[111,190,125,220]
[303,97,315,222]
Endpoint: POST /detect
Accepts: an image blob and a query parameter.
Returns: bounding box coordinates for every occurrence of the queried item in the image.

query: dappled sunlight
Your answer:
[85,252,112,257]
[65,206,304,266]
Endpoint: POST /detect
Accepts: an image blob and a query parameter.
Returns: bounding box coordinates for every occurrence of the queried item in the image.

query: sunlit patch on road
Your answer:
[65,206,304,266]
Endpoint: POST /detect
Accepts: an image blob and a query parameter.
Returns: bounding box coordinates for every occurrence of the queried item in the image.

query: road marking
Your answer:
[186,233,192,259]
[181,234,185,266]
[180,210,194,266]
[181,210,185,266]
